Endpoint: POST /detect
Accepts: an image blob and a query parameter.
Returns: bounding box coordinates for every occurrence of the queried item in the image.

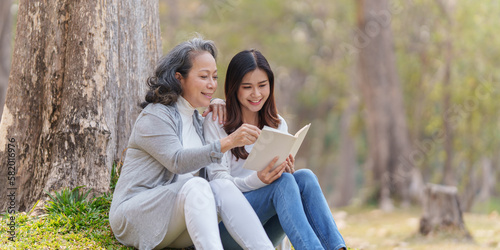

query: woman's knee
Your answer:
[293,169,321,191]
[183,177,213,198]
[183,177,216,211]
[293,169,317,182]
[209,179,238,195]
[185,176,210,188]
[273,172,297,189]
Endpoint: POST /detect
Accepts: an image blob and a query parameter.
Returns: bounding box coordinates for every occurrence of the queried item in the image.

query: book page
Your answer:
[289,123,311,158]
[242,127,295,171]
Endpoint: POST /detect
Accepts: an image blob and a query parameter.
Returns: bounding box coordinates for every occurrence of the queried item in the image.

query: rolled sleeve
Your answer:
[209,140,224,163]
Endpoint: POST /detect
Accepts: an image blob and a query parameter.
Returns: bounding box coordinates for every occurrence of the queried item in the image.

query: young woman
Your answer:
[109,39,274,250]
[204,49,347,250]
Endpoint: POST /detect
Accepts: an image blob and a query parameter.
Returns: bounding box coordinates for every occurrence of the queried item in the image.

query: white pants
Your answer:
[210,179,274,250]
[155,177,222,250]
[154,178,273,250]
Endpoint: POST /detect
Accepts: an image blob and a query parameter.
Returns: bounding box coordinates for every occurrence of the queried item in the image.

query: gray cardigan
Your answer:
[109,103,223,250]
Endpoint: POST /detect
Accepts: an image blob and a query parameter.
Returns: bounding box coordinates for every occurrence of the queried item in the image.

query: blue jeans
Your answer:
[219,169,346,250]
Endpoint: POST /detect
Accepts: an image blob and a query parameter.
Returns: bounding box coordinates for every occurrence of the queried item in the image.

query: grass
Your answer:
[3,202,499,250]
[472,198,500,214]
[1,160,499,249]
[0,162,131,249]
[0,185,132,249]
[338,205,500,249]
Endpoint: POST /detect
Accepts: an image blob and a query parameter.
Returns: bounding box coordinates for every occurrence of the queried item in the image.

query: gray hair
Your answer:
[141,37,218,108]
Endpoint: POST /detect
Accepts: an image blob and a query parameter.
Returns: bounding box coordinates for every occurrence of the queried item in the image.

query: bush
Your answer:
[45,186,92,214]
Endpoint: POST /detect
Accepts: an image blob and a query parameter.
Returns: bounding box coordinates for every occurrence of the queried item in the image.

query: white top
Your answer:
[177,96,203,180]
[203,113,289,192]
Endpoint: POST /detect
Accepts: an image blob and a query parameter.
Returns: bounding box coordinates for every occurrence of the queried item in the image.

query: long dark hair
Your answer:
[141,37,217,108]
[224,49,280,160]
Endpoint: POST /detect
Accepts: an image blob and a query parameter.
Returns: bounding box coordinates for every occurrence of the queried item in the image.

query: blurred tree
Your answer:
[334,78,359,207]
[394,0,500,211]
[356,0,420,210]
[0,0,161,212]
[0,0,13,121]
[435,0,456,186]
[156,0,500,210]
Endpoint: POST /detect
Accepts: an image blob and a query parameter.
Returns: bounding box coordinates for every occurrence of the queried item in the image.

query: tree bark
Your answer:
[460,162,478,212]
[356,0,417,209]
[334,80,359,207]
[0,0,12,121]
[494,154,500,197]
[436,0,456,186]
[0,0,161,213]
[419,183,472,240]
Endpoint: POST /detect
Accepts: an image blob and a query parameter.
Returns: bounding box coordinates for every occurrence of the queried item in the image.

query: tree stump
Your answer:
[419,183,472,239]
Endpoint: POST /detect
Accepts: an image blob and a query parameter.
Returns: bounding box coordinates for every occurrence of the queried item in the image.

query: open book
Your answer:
[242,123,311,171]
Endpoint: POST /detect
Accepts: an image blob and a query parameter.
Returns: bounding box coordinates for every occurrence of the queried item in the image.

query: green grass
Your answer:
[2,160,499,249]
[339,206,500,249]
[472,198,500,214]
[0,162,131,249]
[0,190,132,249]
[0,161,197,249]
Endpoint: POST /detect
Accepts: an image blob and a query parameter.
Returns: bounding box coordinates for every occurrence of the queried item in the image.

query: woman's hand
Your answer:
[257,157,287,184]
[284,154,295,174]
[202,98,226,124]
[220,124,261,153]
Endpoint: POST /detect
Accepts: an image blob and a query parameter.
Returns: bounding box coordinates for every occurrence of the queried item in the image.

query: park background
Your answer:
[0,0,499,249]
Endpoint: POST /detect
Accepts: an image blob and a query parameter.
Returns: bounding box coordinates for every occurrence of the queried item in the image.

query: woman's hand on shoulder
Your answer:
[220,123,260,152]
[202,98,226,124]
[257,157,287,184]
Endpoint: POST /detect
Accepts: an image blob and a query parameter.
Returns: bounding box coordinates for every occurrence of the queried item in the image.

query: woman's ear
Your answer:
[175,72,183,83]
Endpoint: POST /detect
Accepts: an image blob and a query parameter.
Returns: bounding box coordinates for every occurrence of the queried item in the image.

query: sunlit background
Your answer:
[4,0,499,212]
[156,0,500,212]
[2,0,500,249]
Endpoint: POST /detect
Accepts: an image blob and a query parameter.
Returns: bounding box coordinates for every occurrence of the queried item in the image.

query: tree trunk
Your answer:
[494,154,500,197]
[476,156,494,202]
[0,0,12,121]
[440,13,455,186]
[0,0,161,213]
[334,81,359,207]
[356,0,417,210]
[419,183,472,240]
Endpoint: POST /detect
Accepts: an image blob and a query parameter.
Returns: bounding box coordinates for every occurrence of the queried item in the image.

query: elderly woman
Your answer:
[109,38,273,250]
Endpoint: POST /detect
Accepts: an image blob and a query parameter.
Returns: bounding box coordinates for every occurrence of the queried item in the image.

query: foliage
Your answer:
[0,175,129,249]
[45,186,113,232]
[110,161,121,192]
[0,190,129,249]
[45,186,92,215]
[158,0,500,208]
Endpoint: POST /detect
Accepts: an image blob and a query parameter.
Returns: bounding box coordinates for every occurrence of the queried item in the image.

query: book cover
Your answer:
[242,123,311,171]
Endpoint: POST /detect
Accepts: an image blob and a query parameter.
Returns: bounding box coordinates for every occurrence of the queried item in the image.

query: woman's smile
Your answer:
[237,68,270,117]
[202,92,214,99]
[248,99,262,105]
